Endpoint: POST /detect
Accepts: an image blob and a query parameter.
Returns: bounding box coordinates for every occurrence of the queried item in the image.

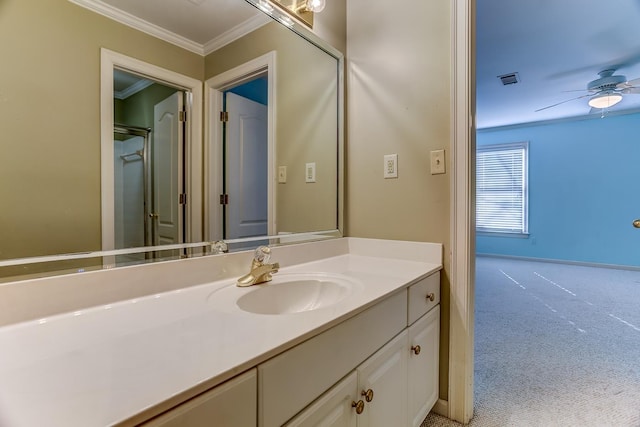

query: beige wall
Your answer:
[205,22,339,233]
[311,0,347,54]
[0,0,203,260]
[346,0,453,401]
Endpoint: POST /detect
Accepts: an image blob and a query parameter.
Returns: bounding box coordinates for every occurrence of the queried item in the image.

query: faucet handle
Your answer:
[254,246,271,264]
[211,240,228,254]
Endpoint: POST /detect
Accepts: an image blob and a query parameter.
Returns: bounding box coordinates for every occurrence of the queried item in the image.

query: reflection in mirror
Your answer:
[113,70,188,251]
[0,0,343,281]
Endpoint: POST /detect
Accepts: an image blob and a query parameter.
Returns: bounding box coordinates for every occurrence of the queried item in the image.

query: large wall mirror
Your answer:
[0,0,343,280]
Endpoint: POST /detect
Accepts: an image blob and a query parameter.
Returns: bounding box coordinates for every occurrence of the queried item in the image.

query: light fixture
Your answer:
[588,91,623,109]
[305,0,326,13]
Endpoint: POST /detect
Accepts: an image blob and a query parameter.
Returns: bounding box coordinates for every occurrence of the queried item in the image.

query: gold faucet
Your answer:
[237,246,280,287]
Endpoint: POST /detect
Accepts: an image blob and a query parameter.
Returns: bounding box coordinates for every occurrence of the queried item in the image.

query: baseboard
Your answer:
[476,253,640,272]
[432,398,448,417]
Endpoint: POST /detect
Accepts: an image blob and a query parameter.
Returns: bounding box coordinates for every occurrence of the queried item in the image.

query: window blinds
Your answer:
[476,142,528,234]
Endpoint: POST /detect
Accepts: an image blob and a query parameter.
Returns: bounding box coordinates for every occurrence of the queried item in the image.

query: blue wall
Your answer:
[476,112,640,267]
[225,77,268,106]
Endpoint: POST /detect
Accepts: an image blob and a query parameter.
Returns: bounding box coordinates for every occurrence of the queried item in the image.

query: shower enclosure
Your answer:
[113,125,153,251]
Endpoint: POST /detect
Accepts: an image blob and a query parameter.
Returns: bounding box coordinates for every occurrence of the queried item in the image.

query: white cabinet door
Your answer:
[356,330,408,427]
[407,305,440,427]
[142,369,257,427]
[285,371,358,427]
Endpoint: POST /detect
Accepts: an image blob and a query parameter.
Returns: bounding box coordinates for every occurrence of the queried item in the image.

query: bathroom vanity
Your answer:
[0,238,442,426]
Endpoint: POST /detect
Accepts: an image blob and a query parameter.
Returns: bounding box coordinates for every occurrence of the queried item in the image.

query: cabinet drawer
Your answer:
[407,272,440,325]
[141,369,257,427]
[259,291,407,427]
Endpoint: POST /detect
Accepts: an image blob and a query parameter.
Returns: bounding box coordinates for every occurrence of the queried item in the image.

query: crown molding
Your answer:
[68,0,205,55]
[477,107,640,132]
[114,78,154,100]
[203,12,271,56]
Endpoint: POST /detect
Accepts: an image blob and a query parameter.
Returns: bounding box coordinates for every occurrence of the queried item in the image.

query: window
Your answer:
[476,142,528,235]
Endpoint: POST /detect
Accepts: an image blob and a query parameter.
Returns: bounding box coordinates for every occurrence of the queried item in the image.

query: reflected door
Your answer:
[225,92,268,239]
[153,92,184,245]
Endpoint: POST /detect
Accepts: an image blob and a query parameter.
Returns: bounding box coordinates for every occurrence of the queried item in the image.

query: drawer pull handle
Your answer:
[352,400,365,414]
[361,388,374,402]
[411,345,422,355]
[426,293,435,302]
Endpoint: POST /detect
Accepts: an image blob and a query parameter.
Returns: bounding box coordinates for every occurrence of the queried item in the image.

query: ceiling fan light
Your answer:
[588,92,623,109]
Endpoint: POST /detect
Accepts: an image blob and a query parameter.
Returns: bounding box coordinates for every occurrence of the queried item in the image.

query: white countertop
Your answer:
[0,240,441,426]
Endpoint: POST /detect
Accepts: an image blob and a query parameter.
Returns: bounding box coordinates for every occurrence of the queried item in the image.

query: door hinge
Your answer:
[179,193,187,205]
[220,111,229,122]
[179,110,187,122]
[219,194,229,205]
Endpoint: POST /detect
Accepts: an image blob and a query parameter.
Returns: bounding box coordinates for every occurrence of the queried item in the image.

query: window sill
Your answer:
[476,231,529,239]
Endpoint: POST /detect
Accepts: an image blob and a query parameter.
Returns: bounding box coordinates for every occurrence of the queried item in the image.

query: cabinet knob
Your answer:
[633,219,640,229]
[352,400,365,414]
[426,293,435,302]
[411,345,422,355]
[361,388,374,402]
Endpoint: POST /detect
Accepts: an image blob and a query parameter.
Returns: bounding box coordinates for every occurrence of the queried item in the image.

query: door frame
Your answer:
[448,0,476,424]
[204,51,277,241]
[100,48,203,251]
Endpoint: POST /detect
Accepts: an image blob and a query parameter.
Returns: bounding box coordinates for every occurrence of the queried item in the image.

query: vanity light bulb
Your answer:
[306,0,326,12]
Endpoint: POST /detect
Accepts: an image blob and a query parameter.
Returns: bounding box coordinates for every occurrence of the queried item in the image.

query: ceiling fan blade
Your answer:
[534,93,593,112]
[617,77,640,89]
[622,87,640,94]
[590,107,611,118]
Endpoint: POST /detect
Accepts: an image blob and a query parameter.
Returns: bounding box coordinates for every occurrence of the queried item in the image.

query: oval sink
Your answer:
[207,273,362,315]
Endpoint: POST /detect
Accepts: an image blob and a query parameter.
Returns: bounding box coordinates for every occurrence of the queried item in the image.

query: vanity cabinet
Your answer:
[141,369,257,427]
[286,331,409,427]
[140,271,440,427]
[283,272,441,427]
[258,291,407,427]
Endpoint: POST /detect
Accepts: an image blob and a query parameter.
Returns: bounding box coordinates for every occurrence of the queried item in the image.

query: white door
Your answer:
[407,306,440,427]
[357,330,408,427]
[225,92,268,239]
[153,92,184,245]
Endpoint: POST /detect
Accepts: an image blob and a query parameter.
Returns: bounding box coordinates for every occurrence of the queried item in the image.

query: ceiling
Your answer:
[98,0,262,46]
[92,0,640,129]
[477,0,640,129]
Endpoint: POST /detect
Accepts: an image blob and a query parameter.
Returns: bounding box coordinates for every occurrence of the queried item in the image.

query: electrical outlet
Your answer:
[278,166,287,183]
[430,149,445,174]
[305,162,316,183]
[384,154,398,179]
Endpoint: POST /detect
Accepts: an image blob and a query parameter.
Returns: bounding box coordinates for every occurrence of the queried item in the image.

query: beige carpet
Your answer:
[421,257,640,427]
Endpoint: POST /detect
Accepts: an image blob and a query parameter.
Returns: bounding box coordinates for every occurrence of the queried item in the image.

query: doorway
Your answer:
[113,70,188,251]
[100,49,203,253]
[223,77,268,240]
[205,51,276,243]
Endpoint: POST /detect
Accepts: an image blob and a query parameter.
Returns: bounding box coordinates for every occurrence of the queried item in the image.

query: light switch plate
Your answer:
[278,166,287,183]
[430,149,445,174]
[305,162,316,183]
[384,154,398,179]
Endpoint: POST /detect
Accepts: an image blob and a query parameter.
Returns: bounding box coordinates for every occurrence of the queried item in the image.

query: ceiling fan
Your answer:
[536,69,640,112]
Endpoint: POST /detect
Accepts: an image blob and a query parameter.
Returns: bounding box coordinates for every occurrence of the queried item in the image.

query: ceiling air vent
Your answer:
[498,72,520,86]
